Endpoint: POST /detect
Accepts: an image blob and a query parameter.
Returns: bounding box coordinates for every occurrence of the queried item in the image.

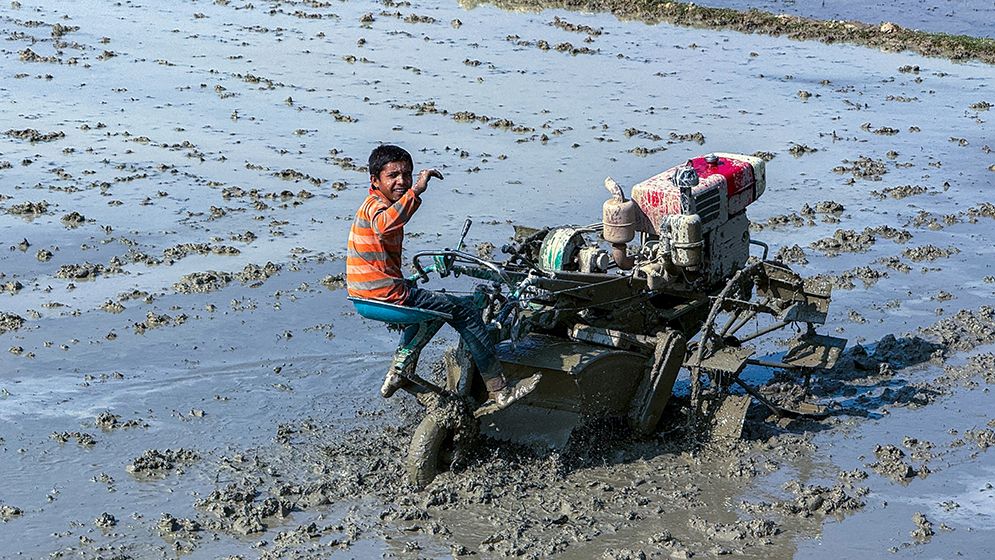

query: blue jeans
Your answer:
[403,287,505,391]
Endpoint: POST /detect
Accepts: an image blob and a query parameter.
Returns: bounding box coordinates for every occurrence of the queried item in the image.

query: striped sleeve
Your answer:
[370,189,421,238]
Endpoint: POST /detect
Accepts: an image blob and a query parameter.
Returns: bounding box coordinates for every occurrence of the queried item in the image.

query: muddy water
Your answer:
[1,0,994,558]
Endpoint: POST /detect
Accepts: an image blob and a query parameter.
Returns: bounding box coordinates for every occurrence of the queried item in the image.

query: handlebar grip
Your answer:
[413,258,431,283]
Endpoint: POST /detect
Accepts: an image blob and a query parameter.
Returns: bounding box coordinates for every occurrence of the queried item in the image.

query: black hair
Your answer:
[368,144,413,178]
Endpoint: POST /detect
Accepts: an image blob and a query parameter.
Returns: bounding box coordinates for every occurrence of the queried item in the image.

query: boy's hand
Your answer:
[412,168,443,196]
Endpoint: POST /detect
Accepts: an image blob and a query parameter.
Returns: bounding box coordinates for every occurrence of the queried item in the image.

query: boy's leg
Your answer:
[403,287,506,391]
[381,318,443,398]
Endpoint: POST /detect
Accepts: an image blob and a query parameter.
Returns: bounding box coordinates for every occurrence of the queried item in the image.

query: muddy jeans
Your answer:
[402,287,506,391]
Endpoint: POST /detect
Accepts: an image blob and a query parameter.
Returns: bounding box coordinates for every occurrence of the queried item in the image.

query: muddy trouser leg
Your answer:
[397,319,445,376]
[404,287,506,392]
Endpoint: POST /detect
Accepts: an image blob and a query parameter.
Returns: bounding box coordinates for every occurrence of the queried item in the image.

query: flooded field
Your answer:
[1,0,993,558]
[682,0,995,38]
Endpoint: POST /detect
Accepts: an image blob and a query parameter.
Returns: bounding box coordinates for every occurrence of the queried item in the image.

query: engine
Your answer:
[604,152,766,289]
[531,153,765,292]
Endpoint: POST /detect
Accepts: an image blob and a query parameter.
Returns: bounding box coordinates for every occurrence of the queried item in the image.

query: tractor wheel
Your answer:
[406,413,455,489]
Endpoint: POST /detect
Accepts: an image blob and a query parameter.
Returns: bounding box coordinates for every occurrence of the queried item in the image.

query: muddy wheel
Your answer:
[406,413,455,489]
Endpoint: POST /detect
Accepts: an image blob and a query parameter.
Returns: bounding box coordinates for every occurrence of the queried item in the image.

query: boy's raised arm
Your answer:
[370,168,442,237]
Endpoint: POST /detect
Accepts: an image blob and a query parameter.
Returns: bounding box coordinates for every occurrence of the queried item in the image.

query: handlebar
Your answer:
[412,250,515,287]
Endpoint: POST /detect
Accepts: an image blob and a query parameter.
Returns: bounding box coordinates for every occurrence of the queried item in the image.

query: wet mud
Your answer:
[2,0,994,558]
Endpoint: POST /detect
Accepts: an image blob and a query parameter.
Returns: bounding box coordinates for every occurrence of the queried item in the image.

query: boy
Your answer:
[347,144,539,410]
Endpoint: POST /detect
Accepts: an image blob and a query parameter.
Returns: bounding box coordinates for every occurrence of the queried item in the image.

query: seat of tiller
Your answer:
[348,297,452,324]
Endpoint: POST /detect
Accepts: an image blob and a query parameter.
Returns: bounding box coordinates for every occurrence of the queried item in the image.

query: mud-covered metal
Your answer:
[538,227,585,272]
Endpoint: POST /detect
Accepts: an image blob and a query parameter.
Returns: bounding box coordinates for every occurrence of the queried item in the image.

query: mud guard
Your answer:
[627,330,686,435]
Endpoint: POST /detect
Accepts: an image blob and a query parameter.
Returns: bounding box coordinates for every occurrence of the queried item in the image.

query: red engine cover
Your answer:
[688,155,755,199]
[629,153,765,234]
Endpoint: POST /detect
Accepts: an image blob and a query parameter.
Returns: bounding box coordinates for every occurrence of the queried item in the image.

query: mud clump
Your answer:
[50,431,97,446]
[174,271,233,293]
[6,201,49,216]
[921,306,995,353]
[320,273,345,290]
[957,428,995,450]
[788,143,817,157]
[810,229,876,254]
[669,131,705,144]
[744,481,865,518]
[272,522,323,548]
[235,261,281,283]
[476,241,496,259]
[197,481,293,535]
[878,255,912,273]
[127,448,199,476]
[51,23,79,38]
[774,245,808,264]
[55,262,105,280]
[551,15,602,36]
[1,281,23,295]
[158,513,202,553]
[19,48,59,63]
[756,212,807,229]
[95,411,145,430]
[868,334,943,368]
[799,201,844,215]
[687,515,780,543]
[100,300,125,313]
[158,513,200,535]
[868,225,912,243]
[162,242,240,263]
[911,512,934,543]
[624,127,662,141]
[94,512,117,528]
[940,353,995,385]
[274,168,324,186]
[823,265,887,290]
[965,202,995,221]
[0,312,26,334]
[0,504,23,522]
[871,185,928,200]
[133,311,187,333]
[4,128,65,143]
[833,156,887,181]
[869,445,929,482]
[902,244,960,262]
[60,211,86,227]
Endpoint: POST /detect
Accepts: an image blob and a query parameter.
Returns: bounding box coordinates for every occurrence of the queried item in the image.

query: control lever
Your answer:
[437,218,472,278]
[455,218,472,252]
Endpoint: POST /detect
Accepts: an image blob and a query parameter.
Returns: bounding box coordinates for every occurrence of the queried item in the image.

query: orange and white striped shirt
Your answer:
[346,187,421,303]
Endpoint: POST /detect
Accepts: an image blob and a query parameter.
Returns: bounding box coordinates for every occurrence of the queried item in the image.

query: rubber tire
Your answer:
[406,414,452,489]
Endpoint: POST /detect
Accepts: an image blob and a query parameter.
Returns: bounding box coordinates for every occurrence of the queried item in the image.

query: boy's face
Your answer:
[371,160,413,202]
